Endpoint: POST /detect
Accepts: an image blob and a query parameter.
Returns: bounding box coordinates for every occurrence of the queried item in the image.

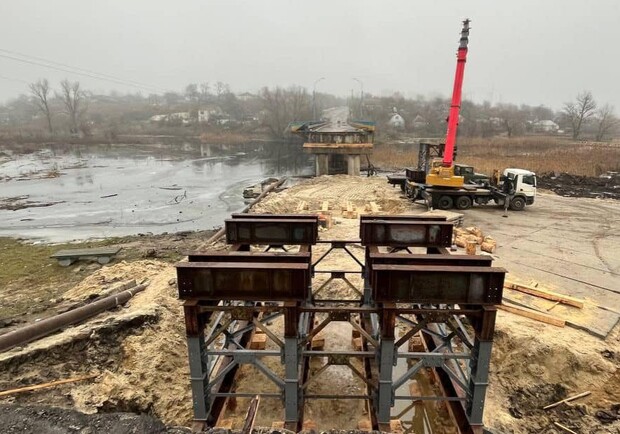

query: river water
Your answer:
[0,142,312,242]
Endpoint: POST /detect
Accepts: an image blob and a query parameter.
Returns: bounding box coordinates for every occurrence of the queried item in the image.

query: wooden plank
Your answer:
[321,201,329,212]
[499,303,565,327]
[553,422,577,434]
[504,280,584,308]
[543,391,591,410]
[296,200,308,211]
[0,374,98,397]
[51,247,121,258]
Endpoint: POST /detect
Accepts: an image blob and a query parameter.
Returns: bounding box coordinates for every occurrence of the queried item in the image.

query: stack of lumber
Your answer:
[342,201,358,219]
[363,201,381,213]
[454,226,497,253]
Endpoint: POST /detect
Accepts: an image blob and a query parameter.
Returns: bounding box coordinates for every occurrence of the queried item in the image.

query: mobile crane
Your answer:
[394,19,537,211]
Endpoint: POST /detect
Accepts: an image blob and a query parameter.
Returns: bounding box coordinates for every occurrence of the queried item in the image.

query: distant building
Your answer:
[149,114,168,122]
[149,112,191,124]
[412,114,428,130]
[532,119,560,133]
[198,110,210,123]
[198,106,224,123]
[237,92,256,101]
[388,109,405,129]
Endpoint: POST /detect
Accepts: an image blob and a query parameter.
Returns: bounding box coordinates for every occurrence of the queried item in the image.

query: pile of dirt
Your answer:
[0,260,194,427]
[252,175,412,215]
[538,171,620,200]
[0,404,189,434]
[70,264,193,425]
[62,260,167,302]
[485,311,620,433]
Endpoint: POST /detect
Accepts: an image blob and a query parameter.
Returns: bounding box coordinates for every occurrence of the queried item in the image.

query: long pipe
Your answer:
[201,176,288,247]
[443,19,471,167]
[0,281,149,353]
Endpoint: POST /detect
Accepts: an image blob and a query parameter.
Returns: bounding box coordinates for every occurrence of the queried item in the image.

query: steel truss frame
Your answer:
[177,214,504,433]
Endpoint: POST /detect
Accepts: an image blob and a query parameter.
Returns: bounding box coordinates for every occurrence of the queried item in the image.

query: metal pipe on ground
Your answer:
[201,177,288,247]
[0,281,150,353]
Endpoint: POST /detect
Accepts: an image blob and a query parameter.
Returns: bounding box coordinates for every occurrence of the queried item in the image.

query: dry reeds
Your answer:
[372,137,620,177]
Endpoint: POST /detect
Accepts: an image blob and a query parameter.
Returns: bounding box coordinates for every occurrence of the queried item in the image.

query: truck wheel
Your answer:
[437,196,453,210]
[455,195,472,210]
[509,196,526,211]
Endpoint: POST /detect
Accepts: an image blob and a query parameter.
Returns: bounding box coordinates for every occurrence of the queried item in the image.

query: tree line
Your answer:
[1,78,618,142]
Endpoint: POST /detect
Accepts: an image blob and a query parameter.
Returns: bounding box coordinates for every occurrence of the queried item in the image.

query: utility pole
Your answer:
[312,77,325,120]
[353,77,364,118]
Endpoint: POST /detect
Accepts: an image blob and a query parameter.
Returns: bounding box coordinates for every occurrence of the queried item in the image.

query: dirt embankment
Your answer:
[486,312,620,433]
[537,172,620,200]
[0,260,194,427]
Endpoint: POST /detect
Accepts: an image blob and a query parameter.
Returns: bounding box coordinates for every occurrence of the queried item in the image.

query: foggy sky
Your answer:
[1,0,619,111]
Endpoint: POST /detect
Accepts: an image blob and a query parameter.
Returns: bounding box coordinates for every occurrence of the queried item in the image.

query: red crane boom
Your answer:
[443,19,471,167]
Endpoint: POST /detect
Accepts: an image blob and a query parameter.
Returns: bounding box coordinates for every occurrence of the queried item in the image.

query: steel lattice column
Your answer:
[466,306,497,426]
[377,338,395,424]
[184,301,210,422]
[284,302,300,428]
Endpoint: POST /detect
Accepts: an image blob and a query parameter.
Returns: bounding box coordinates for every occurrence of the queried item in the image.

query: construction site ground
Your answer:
[0,175,619,434]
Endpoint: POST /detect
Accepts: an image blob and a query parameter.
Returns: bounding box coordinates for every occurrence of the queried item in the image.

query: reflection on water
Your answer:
[0,141,312,242]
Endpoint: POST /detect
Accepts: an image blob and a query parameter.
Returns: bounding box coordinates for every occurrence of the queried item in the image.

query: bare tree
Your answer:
[214,81,230,100]
[495,103,526,137]
[199,82,210,101]
[594,104,619,142]
[29,79,54,134]
[260,86,312,138]
[59,79,87,134]
[563,91,597,139]
[184,83,199,102]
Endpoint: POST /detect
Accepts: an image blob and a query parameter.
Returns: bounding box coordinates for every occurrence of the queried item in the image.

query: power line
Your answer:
[0,73,29,85]
[0,49,169,94]
[0,48,164,92]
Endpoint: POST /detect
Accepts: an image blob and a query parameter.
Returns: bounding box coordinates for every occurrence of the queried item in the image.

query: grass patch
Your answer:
[0,238,112,318]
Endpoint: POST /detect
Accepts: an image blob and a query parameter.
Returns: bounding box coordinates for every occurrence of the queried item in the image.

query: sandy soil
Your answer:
[0,175,618,433]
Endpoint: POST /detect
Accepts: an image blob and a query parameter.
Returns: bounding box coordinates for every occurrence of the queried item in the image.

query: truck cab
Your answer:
[454,164,491,185]
[503,168,536,210]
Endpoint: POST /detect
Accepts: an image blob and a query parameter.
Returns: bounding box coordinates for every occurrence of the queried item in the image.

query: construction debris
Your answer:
[498,302,566,327]
[543,391,592,410]
[505,280,585,308]
[0,374,98,398]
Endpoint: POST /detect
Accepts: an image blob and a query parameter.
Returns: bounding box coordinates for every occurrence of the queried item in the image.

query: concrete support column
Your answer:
[316,154,329,176]
[347,154,361,176]
[187,334,210,421]
[377,338,395,425]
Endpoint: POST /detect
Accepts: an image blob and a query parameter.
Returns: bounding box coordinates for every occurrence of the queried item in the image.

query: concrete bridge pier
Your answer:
[316,154,329,176]
[347,154,361,176]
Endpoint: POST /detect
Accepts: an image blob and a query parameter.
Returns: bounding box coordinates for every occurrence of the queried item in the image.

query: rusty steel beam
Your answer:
[231,213,319,222]
[359,214,447,238]
[368,252,492,267]
[372,265,505,304]
[176,262,310,301]
[225,218,318,246]
[187,251,312,264]
[360,220,453,247]
[367,251,493,287]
